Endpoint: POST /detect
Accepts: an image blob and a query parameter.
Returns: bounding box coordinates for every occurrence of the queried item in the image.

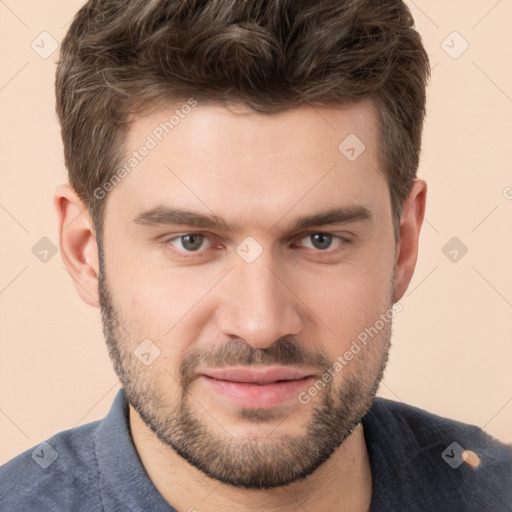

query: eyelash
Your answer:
[162,232,351,259]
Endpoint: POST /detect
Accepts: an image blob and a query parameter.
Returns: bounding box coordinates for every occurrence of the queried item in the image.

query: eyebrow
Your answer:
[132,205,372,232]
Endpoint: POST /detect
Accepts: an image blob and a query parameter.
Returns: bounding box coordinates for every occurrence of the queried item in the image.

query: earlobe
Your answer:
[392,179,427,302]
[54,184,100,309]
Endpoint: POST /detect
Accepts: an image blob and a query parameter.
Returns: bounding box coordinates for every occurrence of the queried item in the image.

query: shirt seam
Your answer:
[93,424,106,512]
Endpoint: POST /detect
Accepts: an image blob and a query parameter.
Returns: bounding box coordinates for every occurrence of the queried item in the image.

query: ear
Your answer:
[54,184,100,308]
[393,179,427,302]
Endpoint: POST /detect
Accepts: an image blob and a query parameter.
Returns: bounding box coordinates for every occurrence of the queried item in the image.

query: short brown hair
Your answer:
[56,0,430,241]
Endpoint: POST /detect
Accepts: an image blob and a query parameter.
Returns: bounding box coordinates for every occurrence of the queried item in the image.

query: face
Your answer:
[98,99,398,489]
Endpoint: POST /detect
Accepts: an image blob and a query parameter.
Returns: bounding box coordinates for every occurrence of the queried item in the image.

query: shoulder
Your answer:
[368,397,512,460]
[0,420,103,512]
[364,398,512,511]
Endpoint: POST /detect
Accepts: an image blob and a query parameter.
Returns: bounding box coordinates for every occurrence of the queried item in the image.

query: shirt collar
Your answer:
[95,389,407,511]
[95,388,176,512]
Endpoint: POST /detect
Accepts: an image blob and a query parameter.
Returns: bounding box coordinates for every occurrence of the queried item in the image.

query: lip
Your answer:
[199,366,316,409]
[202,367,314,384]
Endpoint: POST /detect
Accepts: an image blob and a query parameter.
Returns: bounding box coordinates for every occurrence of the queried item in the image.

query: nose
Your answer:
[215,253,303,349]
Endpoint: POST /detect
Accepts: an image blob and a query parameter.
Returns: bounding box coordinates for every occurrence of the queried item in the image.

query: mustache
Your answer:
[179,335,332,390]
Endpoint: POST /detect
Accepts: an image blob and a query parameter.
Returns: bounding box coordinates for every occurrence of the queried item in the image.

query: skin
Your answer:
[55,98,426,511]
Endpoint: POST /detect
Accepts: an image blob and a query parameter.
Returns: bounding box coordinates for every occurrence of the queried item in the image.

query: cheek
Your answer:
[294,258,393,352]
[107,253,222,347]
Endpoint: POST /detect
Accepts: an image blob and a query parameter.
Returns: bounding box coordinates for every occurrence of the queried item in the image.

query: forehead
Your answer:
[106,99,390,232]
[129,98,381,164]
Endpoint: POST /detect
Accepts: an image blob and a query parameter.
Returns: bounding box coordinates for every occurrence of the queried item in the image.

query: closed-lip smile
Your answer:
[199,366,317,409]
[202,367,315,384]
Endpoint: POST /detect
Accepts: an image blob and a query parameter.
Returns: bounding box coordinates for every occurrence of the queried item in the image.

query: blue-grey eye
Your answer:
[175,234,206,251]
[308,233,333,250]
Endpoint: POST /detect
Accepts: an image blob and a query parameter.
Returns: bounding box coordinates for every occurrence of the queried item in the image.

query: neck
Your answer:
[129,405,372,512]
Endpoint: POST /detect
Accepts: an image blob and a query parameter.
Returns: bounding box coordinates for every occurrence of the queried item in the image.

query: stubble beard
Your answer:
[97,246,392,489]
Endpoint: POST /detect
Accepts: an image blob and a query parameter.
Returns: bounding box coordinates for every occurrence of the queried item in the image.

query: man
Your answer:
[1,0,510,510]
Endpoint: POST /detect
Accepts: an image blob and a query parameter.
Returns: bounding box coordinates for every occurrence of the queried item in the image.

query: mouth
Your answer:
[198,367,316,409]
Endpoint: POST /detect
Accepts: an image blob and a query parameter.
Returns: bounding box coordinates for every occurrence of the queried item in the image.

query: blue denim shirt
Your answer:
[1,389,511,511]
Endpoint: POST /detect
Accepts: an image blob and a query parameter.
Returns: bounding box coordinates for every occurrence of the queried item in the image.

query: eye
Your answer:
[162,231,350,259]
[295,233,347,251]
[168,234,211,252]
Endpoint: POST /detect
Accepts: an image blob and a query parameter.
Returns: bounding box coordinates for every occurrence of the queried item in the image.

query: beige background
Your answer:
[1,1,511,464]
